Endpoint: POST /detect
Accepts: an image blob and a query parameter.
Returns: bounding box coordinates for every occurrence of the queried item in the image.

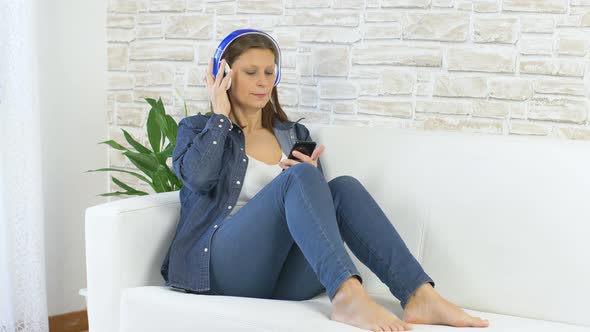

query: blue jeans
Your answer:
[207,162,434,308]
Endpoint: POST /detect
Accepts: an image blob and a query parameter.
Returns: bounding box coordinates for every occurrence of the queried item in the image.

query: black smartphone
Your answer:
[288,141,317,162]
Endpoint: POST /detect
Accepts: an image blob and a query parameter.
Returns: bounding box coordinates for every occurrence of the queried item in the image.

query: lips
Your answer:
[252,93,267,98]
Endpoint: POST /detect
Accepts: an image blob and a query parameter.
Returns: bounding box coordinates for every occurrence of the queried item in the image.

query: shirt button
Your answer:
[214,225,218,228]
[204,248,208,252]
[213,141,217,144]
[243,158,246,162]
[218,124,222,128]
[240,147,244,151]
[220,118,224,122]
[236,181,240,185]
[227,205,232,209]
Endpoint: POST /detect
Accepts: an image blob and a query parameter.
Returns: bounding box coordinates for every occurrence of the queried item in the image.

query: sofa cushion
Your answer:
[313,125,590,325]
[119,286,589,332]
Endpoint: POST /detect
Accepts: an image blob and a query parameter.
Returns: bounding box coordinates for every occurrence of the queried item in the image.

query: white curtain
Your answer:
[0,0,49,331]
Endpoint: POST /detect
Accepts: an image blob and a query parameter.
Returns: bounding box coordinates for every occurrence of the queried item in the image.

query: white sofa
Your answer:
[85,125,590,332]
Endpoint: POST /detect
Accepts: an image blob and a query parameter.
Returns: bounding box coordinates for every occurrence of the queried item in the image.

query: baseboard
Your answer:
[49,309,88,332]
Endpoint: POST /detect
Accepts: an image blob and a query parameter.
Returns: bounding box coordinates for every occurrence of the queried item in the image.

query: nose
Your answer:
[256,75,270,87]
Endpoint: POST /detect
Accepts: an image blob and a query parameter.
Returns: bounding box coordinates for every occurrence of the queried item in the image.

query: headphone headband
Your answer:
[212,29,282,86]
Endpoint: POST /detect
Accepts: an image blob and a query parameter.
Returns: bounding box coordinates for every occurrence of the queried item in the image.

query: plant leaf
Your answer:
[146,107,162,153]
[150,169,167,192]
[86,167,153,186]
[165,115,177,142]
[99,140,128,151]
[89,96,185,197]
[155,112,169,144]
[121,129,152,154]
[109,176,150,196]
[145,98,157,108]
[156,97,166,116]
[159,143,174,160]
[111,176,138,192]
[163,166,182,189]
[98,190,148,197]
[123,151,160,175]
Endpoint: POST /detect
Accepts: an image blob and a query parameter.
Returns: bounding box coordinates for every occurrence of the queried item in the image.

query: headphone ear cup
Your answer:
[274,64,279,86]
[224,64,232,90]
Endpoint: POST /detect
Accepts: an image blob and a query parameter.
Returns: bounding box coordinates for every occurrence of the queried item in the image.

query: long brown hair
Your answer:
[214,33,289,130]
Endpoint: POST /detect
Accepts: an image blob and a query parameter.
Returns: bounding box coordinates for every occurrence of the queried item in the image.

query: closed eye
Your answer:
[246,71,274,75]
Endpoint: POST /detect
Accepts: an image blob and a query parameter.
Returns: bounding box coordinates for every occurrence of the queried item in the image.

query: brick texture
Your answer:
[106,0,590,194]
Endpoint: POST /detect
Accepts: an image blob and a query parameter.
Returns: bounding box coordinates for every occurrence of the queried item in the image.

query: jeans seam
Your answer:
[339,205,412,296]
[290,168,351,289]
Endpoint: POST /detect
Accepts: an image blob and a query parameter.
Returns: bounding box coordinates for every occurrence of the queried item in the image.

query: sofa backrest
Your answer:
[87,125,590,332]
[310,124,590,327]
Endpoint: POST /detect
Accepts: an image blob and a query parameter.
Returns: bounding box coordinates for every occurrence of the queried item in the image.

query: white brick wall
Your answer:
[106,0,590,192]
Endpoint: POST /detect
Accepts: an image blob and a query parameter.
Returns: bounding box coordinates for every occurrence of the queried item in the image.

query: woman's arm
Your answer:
[172,113,231,194]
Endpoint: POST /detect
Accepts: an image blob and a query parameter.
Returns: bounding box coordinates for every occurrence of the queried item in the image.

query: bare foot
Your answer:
[331,277,412,332]
[403,283,490,328]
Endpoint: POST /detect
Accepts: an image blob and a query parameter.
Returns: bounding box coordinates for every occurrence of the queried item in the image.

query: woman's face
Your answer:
[228,48,276,112]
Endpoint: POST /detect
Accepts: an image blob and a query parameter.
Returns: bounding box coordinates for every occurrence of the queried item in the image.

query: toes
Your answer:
[404,322,414,330]
[388,325,399,332]
[394,322,406,331]
[471,317,489,327]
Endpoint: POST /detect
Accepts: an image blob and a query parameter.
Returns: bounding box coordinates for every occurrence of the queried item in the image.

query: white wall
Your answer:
[107,0,590,193]
[38,0,108,315]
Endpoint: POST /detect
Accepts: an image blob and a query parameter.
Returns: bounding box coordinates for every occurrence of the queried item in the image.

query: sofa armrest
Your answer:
[84,191,180,332]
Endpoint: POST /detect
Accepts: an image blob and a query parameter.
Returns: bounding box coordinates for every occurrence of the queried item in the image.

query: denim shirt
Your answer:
[160,112,324,293]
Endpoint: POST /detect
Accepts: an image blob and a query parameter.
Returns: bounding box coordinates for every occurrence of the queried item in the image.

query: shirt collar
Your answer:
[273,116,305,130]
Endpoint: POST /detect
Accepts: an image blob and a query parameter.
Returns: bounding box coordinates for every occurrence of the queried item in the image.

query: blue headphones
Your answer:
[212,29,282,88]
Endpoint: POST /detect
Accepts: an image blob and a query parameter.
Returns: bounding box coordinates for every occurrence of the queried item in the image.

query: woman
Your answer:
[161,30,490,332]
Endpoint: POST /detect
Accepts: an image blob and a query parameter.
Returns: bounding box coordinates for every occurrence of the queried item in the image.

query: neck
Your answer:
[229,106,263,134]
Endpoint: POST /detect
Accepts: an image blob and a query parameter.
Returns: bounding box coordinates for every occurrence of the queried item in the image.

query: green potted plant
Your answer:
[87,97,203,197]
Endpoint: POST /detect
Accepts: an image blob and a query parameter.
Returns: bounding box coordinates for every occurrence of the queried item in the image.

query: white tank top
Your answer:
[227,150,287,218]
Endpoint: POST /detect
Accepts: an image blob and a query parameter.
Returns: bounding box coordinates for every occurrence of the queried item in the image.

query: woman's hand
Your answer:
[279,145,326,170]
[204,58,233,117]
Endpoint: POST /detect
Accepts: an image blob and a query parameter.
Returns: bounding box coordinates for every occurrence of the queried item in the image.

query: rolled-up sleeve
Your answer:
[173,113,232,194]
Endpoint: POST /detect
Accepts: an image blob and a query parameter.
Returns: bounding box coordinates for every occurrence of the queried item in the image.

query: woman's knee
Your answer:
[286,161,322,179]
[328,175,362,192]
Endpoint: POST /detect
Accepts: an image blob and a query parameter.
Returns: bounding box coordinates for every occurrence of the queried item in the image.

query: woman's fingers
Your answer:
[204,58,231,94]
[293,149,325,163]
[292,150,311,163]
[279,158,299,169]
[310,144,325,160]
[204,58,214,88]
[207,57,212,79]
